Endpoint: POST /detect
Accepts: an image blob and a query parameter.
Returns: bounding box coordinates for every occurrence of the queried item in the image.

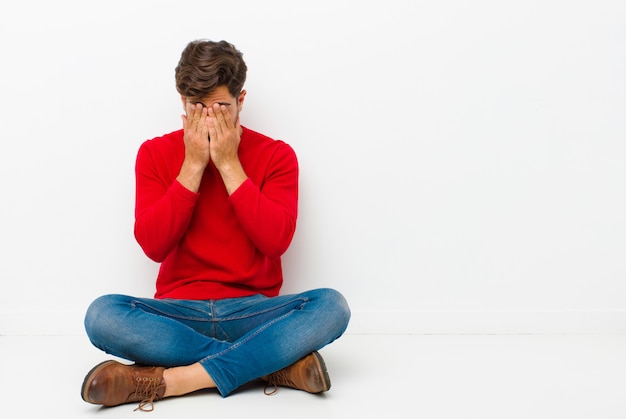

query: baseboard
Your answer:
[346,309,626,335]
[1,309,626,336]
[0,310,86,336]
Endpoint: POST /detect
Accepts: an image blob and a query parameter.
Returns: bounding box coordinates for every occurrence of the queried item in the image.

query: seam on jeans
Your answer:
[215,297,308,343]
[213,297,308,322]
[210,300,217,338]
[130,300,214,322]
[201,306,298,362]
[129,297,309,323]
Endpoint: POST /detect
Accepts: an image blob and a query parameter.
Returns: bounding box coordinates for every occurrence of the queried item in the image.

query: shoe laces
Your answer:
[133,376,165,412]
[263,370,295,396]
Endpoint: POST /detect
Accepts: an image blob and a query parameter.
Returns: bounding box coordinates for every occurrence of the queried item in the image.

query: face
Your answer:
[181,85,246,125]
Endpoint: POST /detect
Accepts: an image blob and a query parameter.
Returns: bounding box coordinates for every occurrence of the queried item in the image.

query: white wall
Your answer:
[1,0,625,335]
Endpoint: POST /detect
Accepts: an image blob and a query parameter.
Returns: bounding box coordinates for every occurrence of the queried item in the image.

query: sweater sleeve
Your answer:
[228,143,299,259]
[133,142,199,262]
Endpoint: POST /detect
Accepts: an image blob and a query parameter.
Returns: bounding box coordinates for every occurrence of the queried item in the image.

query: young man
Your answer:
[81,39,350,412]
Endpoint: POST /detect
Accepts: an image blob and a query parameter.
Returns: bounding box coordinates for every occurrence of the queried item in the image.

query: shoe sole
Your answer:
[81,360,119,403]
[312,351,331,392]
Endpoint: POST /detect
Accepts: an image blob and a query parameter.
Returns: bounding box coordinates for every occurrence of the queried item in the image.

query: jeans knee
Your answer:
[84,294,125,343]
[317,288,351,336]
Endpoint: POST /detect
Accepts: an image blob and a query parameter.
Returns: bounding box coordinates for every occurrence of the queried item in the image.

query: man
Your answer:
[81,39,350,412]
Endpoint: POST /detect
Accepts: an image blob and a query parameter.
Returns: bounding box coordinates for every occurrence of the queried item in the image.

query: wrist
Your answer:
[216,160,247,195]
[177,160,207,193]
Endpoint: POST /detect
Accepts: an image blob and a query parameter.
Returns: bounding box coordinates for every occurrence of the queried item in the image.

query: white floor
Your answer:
[2,333,626,418]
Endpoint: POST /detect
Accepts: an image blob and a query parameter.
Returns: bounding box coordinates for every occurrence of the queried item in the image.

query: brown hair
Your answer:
[175,40,247,100]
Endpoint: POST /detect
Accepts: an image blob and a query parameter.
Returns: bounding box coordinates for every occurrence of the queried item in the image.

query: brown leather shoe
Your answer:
[81,360,166,411]
[262,351,331,395]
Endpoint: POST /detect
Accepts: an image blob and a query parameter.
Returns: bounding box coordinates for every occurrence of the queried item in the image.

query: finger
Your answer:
[213,103,227,126]
[181,114,188,129]
[183,102,197,128]
[200,114,210,137]
[208,105,224,137]
[184,104,196,132]
[185,102,195,119]
[194,103,205,124]
[220,105,235,128]
[186,102,202,126]
[196,106,208,131]
[207,112,217,139]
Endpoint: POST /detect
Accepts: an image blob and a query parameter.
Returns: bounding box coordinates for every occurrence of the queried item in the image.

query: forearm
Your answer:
[134,181,198,262]
[227,142,299,258]
[229,178,297,259]
[216,159,248,196]
[176,159,207,193]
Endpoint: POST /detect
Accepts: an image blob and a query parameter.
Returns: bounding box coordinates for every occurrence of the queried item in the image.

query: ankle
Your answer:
[162,364,216,397]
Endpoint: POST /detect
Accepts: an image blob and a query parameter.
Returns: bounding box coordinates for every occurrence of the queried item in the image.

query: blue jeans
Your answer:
[84,288,350,396]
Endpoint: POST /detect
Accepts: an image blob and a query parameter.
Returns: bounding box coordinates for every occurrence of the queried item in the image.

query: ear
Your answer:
[237,90,247,111]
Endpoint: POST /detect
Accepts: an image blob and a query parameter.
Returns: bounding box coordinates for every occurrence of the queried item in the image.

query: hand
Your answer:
[207,103,241,171]
[181,102,211,170]
[176,103,211,192]
[207,103,247,195]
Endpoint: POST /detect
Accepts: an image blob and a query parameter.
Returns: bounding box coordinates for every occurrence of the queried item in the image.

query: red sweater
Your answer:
[134,126,298,300]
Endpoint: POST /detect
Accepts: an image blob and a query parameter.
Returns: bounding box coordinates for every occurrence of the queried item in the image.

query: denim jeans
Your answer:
[84,288,350,396]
